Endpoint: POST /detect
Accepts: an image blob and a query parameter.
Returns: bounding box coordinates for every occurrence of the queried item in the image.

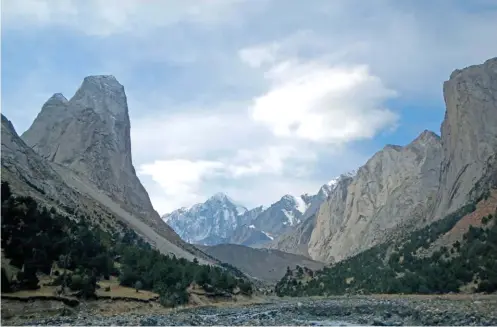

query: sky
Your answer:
[2,0,497,215]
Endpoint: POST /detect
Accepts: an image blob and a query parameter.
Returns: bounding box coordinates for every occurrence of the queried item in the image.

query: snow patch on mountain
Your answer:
[262,230,274,240]
[283,209,299,226]
[293,195,307,213]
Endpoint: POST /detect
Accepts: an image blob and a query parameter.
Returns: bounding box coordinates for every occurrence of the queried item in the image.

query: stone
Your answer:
[140,317,157,326]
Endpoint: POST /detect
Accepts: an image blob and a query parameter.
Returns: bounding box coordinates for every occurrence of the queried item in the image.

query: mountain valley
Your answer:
[1,55,497,326]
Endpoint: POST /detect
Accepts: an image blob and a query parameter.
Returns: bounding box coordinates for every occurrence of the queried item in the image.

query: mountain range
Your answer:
[163,181,338,246]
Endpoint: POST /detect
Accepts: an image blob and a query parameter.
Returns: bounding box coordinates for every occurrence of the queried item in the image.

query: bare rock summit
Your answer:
[22,75,154,221]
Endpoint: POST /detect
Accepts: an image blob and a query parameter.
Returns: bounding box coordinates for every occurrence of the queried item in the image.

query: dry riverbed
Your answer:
[3,294,497,326]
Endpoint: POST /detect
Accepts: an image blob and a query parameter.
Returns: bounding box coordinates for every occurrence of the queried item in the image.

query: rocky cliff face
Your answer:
[303,58,497,264]
[307,175,355,261]
[435,57,497,218]
[308,131,443,263]
[22,76,156,221]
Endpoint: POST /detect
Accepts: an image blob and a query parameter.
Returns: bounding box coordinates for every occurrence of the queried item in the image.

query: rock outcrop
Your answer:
[434,57,497,218]
[22,76,156,222]
[308,131,443,263]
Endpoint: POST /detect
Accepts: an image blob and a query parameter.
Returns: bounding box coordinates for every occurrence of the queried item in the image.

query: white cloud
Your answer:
[2,0,249,36]
[238,44,279,68]
[242,47,399,143]
[128,100,271,163]
[138,159,225,213]
[228,145,316,177]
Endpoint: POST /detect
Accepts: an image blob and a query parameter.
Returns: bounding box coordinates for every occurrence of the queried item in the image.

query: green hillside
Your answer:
[1,181,252,306]
[276,200,497,296]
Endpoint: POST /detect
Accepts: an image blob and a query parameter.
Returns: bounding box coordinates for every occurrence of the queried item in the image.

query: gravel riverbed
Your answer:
[7,296,497,326]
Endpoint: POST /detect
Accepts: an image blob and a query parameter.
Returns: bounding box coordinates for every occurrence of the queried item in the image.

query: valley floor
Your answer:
[3,294,497,326]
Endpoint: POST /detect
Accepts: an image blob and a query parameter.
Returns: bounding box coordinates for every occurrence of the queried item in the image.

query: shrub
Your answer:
[135,280,143,292]
[1,268,12,293]
[69,274,83,291]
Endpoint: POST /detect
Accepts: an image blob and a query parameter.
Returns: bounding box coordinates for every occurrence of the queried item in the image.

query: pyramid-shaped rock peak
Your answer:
[209,192,232,202]
[46,93,69,104]
[21,75,154,221]
[414,129,441,143]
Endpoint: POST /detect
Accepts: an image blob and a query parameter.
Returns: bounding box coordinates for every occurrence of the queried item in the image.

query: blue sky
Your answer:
[2,0,497,214]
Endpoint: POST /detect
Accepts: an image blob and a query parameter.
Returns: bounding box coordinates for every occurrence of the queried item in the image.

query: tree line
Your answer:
[1,181,252,305]
[276,201,497,296]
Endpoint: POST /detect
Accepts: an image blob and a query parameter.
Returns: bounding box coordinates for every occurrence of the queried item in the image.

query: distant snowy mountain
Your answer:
[162,192,248,245]
[300,183,335,221]
[250,194,309,238]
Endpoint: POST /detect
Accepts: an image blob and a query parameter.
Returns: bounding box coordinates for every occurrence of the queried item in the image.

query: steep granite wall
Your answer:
[435,57,497,218]
[308,131,442,263]
[22,76,155,221]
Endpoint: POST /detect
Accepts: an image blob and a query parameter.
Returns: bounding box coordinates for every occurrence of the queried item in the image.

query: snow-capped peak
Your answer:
[209,192,231,202]
[162,192,250,245]
[280,194,308,214]
[208,192,247,215]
